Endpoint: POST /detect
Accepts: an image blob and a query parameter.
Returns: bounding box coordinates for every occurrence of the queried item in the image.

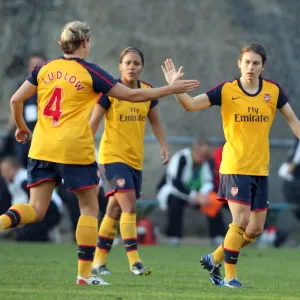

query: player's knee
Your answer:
[247,227,264,238]
[234,215,250,229]
[107,205,122,219]
[80,202,99,218]
[122,207,136,214]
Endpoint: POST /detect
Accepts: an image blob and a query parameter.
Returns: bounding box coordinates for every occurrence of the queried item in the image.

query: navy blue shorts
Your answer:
[217,174,269,211]
[27,158,99,192]
[99,162,142,199]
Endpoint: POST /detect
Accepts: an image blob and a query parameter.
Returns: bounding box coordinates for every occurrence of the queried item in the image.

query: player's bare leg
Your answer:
[0,180,54,231]
[245,209,268,241]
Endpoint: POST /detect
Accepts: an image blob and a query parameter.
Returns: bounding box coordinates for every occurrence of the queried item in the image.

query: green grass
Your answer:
[0,242,299,299]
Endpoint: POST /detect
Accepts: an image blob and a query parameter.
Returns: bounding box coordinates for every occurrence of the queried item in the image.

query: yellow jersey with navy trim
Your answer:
[206,77,288,176]
[26,56,117,164]
[98,79,158,170]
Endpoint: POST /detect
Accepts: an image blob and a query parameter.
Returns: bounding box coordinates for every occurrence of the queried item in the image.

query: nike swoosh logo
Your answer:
[125,243,137,248]
[230,257,238,260]
[232,97,240,100]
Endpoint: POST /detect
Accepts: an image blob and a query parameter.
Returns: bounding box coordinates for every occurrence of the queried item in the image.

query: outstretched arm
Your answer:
[161,59,211,111]
[280,103,300,139]
[174,92,211,112]
[107,67,199,102]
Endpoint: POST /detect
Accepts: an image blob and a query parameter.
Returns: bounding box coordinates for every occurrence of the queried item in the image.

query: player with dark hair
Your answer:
[162,42,300,288]
[90,47,169,276]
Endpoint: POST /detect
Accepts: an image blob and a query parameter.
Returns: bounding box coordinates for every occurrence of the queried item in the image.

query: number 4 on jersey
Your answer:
[43,87,63,125]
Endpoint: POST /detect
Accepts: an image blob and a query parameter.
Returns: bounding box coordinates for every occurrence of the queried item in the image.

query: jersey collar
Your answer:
[60,56,84,62]
[118,78,141,88]
[237,76,263,97]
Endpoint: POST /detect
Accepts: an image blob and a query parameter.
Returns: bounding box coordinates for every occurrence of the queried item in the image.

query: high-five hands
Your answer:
[162,58,200,93]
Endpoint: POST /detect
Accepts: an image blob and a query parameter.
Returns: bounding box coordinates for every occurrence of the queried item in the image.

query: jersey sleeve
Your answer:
[26,65,42,86]
[205,82,226,106]
[97,93,111,109]
[83,63,118,94]
[150,100,158,109]
[277,86,289,109]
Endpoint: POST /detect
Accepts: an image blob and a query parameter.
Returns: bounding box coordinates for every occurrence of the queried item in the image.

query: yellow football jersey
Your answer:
[27,56,117,164]
[98,80,158,170]
[207,77,288,176]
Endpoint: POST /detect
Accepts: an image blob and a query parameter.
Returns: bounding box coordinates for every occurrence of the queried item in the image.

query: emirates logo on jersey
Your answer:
[117,178,126,188]
[264,94,271,102]
[231,187,239,197]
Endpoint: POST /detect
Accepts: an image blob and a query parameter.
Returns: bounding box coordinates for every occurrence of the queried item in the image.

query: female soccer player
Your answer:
[161,43,300,288]
[0,21,199,286]
[89,47,169,276]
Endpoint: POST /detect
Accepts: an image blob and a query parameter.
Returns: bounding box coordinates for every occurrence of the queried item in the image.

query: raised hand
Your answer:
[161,58,180,84]
[161,58,200,94]
[15,126,31,144]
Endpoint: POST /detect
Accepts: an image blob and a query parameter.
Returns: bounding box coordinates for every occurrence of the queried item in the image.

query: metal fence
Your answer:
[0,130,294,148]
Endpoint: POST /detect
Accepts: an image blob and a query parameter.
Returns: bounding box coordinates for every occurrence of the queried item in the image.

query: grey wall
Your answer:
[1,0,300,235]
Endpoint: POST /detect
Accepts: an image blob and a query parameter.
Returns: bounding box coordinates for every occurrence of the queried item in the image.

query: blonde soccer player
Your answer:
[0,21,199,285]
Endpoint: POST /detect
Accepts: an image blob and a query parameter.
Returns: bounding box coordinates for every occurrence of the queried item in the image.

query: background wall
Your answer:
[1,0,299,235]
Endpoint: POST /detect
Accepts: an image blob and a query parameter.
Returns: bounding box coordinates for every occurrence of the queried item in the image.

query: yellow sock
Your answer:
[76,215,98,279]
[0,204,37,230]
[241,232,256,248]
[223,223,245,281]
[211,244,224,265]
[212,232,256,265]
[93,215,118,266]
[120,212,141,267]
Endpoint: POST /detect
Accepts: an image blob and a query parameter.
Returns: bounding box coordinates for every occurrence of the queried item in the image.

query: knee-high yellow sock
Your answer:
[120,212,141,267]
[76,215,98,279]
[211,244,224,265]
[212,231,256,265]
[241,232,256,248]
[0,204,37,230]
[223,223,245,281]
[93,215,118,266]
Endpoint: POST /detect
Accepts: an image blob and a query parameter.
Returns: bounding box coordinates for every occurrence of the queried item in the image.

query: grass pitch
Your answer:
[0,242,299,299]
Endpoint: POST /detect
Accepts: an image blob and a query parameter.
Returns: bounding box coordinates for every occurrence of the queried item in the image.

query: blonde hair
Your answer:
[58,21,91,54]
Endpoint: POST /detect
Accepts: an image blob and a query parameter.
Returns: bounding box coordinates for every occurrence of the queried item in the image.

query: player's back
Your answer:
[28,56,115,165]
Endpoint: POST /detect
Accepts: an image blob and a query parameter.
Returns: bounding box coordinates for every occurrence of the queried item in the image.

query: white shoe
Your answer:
[130,262,152,276]
[76,275,110,285]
